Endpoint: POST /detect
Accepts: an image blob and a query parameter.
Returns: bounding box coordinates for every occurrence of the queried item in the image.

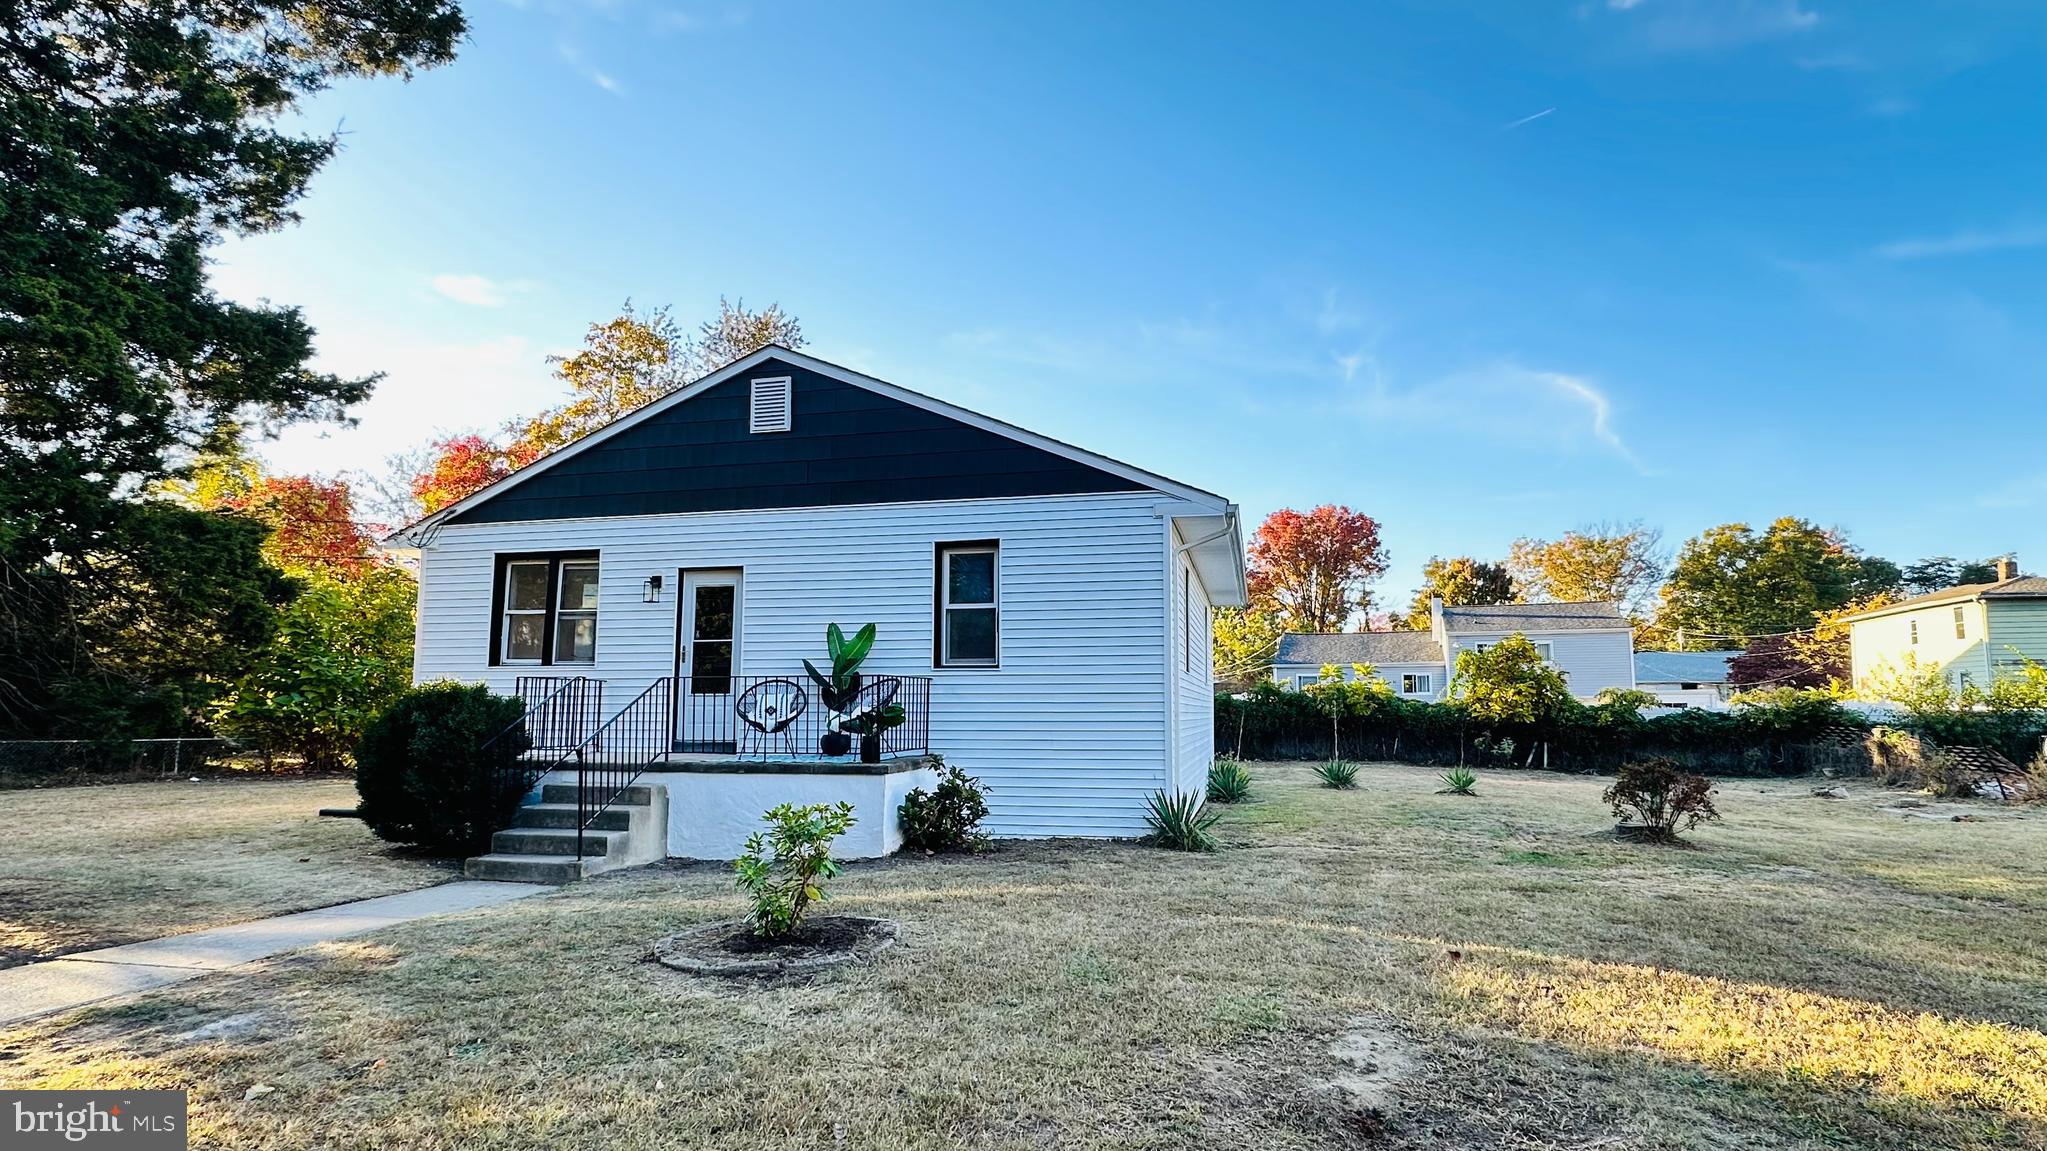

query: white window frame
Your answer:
[1401,673,1433,695]
[1954,605,1966,640]
[938,543,999,668]
[500,560,553,665]
[1910,620,1919,645]
[553,560,600,665]
[1294,674,1318,690]
[1533,641,1554,661]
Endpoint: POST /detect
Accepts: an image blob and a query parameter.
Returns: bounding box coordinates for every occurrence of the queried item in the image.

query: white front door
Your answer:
[675,569,742,751]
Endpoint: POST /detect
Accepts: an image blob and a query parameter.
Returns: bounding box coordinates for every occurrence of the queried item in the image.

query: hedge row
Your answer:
[1213,682,2046,777]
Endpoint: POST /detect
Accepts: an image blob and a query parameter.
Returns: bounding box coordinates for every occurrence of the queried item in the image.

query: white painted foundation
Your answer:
[642,765,942,860]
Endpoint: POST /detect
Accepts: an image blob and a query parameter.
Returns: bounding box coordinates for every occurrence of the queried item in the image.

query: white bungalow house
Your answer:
[1272,599,1636,700]
[391,346,1246,879]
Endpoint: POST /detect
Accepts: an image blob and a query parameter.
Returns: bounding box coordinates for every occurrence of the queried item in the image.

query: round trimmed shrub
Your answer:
[354,681,529,854]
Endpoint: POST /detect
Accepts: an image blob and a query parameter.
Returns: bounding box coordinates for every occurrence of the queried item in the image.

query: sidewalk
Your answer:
[0,881,548,1028]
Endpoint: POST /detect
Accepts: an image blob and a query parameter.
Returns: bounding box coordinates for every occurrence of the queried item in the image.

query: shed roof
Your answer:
[1634,650,1738,685]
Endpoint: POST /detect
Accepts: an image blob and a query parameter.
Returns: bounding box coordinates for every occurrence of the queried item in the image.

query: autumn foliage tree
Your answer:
[1508,522,1665,613]
[1246,505,1389,633]
[1405,556,1515,630]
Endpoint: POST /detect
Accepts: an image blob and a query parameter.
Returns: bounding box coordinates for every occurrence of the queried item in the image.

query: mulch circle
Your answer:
[652,915,901,978]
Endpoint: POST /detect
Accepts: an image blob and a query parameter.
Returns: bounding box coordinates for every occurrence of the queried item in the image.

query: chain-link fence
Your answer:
[0,738,285,788]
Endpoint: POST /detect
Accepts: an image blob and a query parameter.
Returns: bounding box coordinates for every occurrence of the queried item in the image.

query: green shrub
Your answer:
[1314,759,1360,789]
[735,801,858,937]
[1439,766,1478,795]
[898,759,991,853]
[1143,790,1221,852]
[353,681,529,854]
[1206,760,1253,803]
[1603,757,1720,842]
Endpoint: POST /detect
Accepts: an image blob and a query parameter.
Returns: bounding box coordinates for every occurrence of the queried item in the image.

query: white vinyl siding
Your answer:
[1168,543,1213,796]
[413,491,1186,838]
[1445,631,1636,700]
[1271,661,1447,701]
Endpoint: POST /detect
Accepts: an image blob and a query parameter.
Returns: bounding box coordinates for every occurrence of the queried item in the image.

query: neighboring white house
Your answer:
[1272,599,1637,701]
[1633,650,1738,710]
[392,346,1246,876]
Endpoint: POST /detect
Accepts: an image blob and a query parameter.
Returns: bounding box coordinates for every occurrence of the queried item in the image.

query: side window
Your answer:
[1954,605,1966,639]
[936,542,999,667]
[493,553,599,666]
[1910,620,1919,645]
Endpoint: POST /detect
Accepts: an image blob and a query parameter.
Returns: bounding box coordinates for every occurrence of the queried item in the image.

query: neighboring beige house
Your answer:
[1843,557,2047,693]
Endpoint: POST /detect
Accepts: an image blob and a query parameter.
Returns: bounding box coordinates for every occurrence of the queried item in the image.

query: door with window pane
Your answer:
[675,569,742,752]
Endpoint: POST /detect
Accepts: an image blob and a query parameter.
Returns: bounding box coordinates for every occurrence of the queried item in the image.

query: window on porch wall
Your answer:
[494,553,599,666]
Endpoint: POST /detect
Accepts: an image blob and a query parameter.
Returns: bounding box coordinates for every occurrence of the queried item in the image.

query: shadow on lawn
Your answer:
[1422,937,2047,1150]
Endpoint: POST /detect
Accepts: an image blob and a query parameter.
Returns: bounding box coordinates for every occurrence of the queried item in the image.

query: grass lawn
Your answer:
[3,762,2044,1150]
[0,778,455,967]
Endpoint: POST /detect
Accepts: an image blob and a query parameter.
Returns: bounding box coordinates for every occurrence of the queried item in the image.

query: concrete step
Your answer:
[511,803,631,831]
[489,827,623,858]
[463,853,594,884]
[541,783,654,807]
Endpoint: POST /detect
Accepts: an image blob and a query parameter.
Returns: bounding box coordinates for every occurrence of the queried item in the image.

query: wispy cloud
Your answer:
[1874,224,2047,261]
[431,274,511,307]
[1604,0,1820,52]
[1345,362,1652,475]
[558,42,624,96]
[1504,107,1555,131]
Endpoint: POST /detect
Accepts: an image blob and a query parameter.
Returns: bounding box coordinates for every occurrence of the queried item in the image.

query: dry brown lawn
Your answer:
[3,762,2044,1150]
[0,778,454,966]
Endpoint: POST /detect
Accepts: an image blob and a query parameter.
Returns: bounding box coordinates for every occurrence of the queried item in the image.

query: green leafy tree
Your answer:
[1211,605,1287,689]
[1445,635,1576,767]
[1657,518,1899,647]
[1901,556,2006,594]
[1405,556,1515,630]
[1,0,462,736]
[1508,522,1664,613]
[215,568,418,768]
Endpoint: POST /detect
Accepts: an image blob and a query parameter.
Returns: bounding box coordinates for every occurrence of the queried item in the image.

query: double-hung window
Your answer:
[936,542,999,667]
[494,553,599,665]
[1954,605,1967,640]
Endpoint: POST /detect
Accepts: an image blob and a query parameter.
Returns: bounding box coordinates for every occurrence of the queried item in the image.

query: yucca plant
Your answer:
[1206,760,1253,804]
[1314,759,1360,790]
[1440,767,1478,796]
[1144,790,1221,851]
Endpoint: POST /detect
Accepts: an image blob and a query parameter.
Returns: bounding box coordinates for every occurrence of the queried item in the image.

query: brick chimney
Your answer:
[1995,554,2020,582]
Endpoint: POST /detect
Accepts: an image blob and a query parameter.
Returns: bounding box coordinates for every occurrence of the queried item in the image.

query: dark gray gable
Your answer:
[447,358,1152,524]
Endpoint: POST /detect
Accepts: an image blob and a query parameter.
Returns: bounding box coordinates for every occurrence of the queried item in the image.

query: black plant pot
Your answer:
[821,731,852,757]
[859,734,882,764]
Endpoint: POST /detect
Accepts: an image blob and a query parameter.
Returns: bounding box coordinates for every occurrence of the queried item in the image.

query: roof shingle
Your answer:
[1275,632,1444,667]
[1440,600,1628,633]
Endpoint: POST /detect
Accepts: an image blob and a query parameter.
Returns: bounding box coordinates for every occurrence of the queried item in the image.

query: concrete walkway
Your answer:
[0,881,548,1028]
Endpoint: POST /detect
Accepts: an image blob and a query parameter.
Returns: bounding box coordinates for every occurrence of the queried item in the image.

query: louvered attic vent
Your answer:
[749,376,792,433]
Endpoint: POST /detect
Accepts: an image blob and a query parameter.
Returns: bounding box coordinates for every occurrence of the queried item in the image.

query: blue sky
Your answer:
[224,0,2047,600]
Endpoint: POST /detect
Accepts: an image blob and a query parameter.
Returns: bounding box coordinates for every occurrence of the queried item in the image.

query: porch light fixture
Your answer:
[642,574,663,603]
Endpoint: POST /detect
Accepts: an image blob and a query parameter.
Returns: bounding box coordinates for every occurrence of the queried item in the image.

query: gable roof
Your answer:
[394,345,1229,540]
[1275,631,1444,667]
[1840,576,2047,623]
[1440,600,1630,633]
[1634,650,1737,684]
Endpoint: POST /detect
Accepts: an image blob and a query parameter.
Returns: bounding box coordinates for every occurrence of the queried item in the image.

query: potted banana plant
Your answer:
[803,623,875,757]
